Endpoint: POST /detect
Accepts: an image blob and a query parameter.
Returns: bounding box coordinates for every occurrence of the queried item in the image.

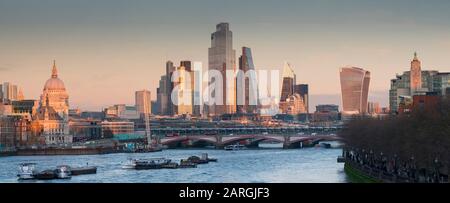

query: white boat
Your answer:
[122,158,171,169]
[17,163,37,180]
[55,165,72,179]
[224,144,246,151]
[122,158,138,169]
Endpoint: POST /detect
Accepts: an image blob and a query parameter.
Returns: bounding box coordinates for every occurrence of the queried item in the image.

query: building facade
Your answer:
[280,62,296,103]
[339,66,371,115]
[294,84,309,114]
[410,52,422,93]
[35,61,72,145]
[135,90,151,117]
[237,47,258,114]
[101,121,134,138]
[389,53,450,113]
[105,104,140,120]
[208,22,236,116]
[0,82,18,104]
[313,104,340,123]
[171,65,194,116]
[279,94,306,115]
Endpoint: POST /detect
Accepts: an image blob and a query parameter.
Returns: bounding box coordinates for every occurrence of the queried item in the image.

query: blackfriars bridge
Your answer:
[151,126,341,136]
[152,126,342,148]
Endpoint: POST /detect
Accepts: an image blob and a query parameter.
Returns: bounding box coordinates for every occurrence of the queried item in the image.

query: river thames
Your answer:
[0,143,348,183]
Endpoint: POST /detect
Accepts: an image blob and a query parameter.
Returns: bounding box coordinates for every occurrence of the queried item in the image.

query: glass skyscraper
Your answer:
[208,23,236,116]
[339,66,370,115]
[237,47,258,114]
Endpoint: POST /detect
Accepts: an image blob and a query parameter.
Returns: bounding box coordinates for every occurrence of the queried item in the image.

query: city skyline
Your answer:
[2,0,450,111]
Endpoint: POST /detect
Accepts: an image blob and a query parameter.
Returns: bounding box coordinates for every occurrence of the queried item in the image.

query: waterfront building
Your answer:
[312,104,340,123]
[135,89,152,117]
[69,119,102,141]
[208,22,236,116]
[339,66,371,115]
[11,100,38,119]
[79,111,105,120]
[105,104,140,120]
[389,53,450,113]
[237,47,258,114]
[0,116,16,151]
[397,92,440,114]
[101,121,134,138]
[35,61,72,145]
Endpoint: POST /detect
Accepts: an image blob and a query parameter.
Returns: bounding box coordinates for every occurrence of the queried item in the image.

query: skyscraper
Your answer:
[0,82,18,103]
[280,62,296,103]
[208,22,236,116]
[166,60,176,115]
[180,60,192,72]
[157,75,168,115]
[135,90,151,116]
[294,84,309,113]
[340,66,370,115]
[410,52,422,94]
[237,47,258,114]
[172,65,193,115]
[0,84,3,103]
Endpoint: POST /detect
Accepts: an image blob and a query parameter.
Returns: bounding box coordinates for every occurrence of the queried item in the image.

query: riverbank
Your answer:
[15,147,117,156]
[344,163,381,183]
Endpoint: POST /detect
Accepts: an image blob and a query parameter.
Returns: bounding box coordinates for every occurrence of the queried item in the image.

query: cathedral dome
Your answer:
[43,61,66,91]
[44,77,66,91]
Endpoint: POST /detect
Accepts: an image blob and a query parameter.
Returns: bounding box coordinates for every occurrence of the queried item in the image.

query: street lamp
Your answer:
[434,158,440,183]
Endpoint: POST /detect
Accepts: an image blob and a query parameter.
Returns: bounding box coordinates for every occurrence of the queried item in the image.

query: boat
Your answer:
[71,166,97,175]
[17,163,38,180]
[34,170,56,180]
[179,159,197,168]
[133,158,172,170]
[201,153,217,162]
[55,165,72,179]
[187,156,208,164]
[122,158,138,169]
[224,144,246,151]
[161,162,178,169]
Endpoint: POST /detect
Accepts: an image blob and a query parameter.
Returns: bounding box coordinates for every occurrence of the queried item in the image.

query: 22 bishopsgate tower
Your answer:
[207,23,237,116]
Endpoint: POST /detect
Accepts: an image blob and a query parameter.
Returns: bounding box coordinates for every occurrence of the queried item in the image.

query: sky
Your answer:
[1,0,450,111]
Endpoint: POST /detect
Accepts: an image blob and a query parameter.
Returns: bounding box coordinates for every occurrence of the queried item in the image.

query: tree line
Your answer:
[339,97,450,181]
